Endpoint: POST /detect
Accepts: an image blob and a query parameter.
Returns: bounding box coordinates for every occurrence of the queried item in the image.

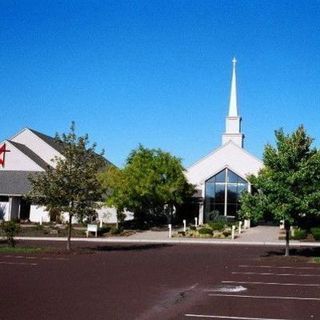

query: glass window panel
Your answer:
[205,182,215,198]
[214,169,226,183]
[237,184,248,196]
[227,184,238,204]
[204,168,249,221]
[206,175,215,184]
[214,204,225,216]
[227,204,237,217]
[204,198,215,217]
[215,184,225,203]
[237,176,247,185]
[227,170,239,183]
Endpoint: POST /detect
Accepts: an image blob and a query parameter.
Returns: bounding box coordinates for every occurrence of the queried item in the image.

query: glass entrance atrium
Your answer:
[204,168,248,221]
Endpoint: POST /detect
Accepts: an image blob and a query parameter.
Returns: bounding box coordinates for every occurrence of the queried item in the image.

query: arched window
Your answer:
[204,168,248,221]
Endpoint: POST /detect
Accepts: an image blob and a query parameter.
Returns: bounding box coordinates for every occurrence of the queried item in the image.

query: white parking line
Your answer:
[239,265,320,270]
[0,261,37,266]
[185,314,291,320]
[208,293,320,301]
[232,271,320,277]
[221,280,320,287]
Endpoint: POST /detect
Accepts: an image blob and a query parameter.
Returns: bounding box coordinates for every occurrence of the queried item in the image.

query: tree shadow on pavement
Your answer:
[262,247,320,259]
[90,243,173,252]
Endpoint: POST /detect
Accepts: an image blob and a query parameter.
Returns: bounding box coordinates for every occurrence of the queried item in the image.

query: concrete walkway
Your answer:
[236,225,281,242]
[15,225,320,247]
[125,225,282,242]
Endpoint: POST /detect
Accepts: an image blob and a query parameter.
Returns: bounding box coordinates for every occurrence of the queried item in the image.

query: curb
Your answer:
[15,236,320,247]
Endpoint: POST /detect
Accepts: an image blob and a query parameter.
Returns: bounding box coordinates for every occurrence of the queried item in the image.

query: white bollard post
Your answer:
[39,216,43,226]
[290,226,295,237]
[238,221,242,235]
[99,219,103,228]
[183,219,186,233]
[247,219,251,229]
[232,225,235,240]
[280,220,285,230]
[195,217,198,227]
[168,224,172,238]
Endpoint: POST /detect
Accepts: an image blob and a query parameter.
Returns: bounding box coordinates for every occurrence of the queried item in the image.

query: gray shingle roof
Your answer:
[0,171,40,196]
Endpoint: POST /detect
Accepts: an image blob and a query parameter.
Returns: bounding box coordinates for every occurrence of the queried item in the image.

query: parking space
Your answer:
[184,260,320,320]
[1,242,320,320]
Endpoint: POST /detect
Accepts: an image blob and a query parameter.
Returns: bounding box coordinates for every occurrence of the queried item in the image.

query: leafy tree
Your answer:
[240,126,320,256]
[99,145,194,227]
[28,122,105,250]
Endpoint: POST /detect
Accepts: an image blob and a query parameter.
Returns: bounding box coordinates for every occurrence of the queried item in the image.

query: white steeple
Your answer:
[228,57,238,116]
[222,58,244,147]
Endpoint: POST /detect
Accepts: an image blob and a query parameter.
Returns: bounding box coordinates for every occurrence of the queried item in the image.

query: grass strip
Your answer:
[0,246,43,254]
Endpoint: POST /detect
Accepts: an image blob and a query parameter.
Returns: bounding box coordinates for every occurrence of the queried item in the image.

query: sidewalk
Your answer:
[15,225,320,247]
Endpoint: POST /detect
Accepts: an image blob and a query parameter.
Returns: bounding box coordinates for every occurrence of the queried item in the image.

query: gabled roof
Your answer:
[187,140,262,170]
[8,141,50,170]
[28,128,65,154]
[5,127,115,169]
[186,140,263,187]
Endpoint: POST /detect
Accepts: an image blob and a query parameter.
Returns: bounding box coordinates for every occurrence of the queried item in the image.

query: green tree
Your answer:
[1,221,20,247]
[99,145,194,227]
[28,122,105,250]
[240,126,320,256]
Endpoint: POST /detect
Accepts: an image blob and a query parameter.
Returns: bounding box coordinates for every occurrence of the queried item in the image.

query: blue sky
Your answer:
[0,1,319,167]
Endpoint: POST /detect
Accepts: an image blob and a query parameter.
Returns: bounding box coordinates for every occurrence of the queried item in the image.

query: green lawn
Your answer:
[0,246,43,254]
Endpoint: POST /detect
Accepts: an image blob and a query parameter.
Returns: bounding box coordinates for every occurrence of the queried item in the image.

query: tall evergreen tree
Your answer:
[240,126,320,256]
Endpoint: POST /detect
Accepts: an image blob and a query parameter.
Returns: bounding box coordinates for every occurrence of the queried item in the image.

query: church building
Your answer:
[186,59,263,224]
[0,128,122,223]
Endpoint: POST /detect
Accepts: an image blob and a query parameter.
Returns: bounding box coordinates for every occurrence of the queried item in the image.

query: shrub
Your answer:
[223,230,231,237]
[208,221,225,231]
[311,228,320,241]
[292,229,307,240]
[198,227,213,235]
[1,221,20,247]
[98,226,111,236]
[35,224,44,231]
[189,225,196,231]
[110,226,122,235]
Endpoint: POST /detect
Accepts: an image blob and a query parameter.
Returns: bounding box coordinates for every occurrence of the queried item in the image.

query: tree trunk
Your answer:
[285,222,290,257]
[67,214,72,251]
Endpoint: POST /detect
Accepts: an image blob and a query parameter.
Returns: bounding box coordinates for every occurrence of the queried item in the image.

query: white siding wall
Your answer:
[29,206,133,224]
[0,141,44,171]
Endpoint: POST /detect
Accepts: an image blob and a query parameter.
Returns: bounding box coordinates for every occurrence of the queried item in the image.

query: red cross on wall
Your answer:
[0,143,10,167]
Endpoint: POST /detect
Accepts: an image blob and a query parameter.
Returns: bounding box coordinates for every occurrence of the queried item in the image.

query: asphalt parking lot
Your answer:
[1,241,320,320]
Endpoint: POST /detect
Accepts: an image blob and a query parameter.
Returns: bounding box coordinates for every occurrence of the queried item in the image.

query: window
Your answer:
[204,168,248,221]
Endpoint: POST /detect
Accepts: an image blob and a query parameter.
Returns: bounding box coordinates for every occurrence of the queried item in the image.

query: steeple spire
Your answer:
[228,57,238,117]
[222,58,244,148]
